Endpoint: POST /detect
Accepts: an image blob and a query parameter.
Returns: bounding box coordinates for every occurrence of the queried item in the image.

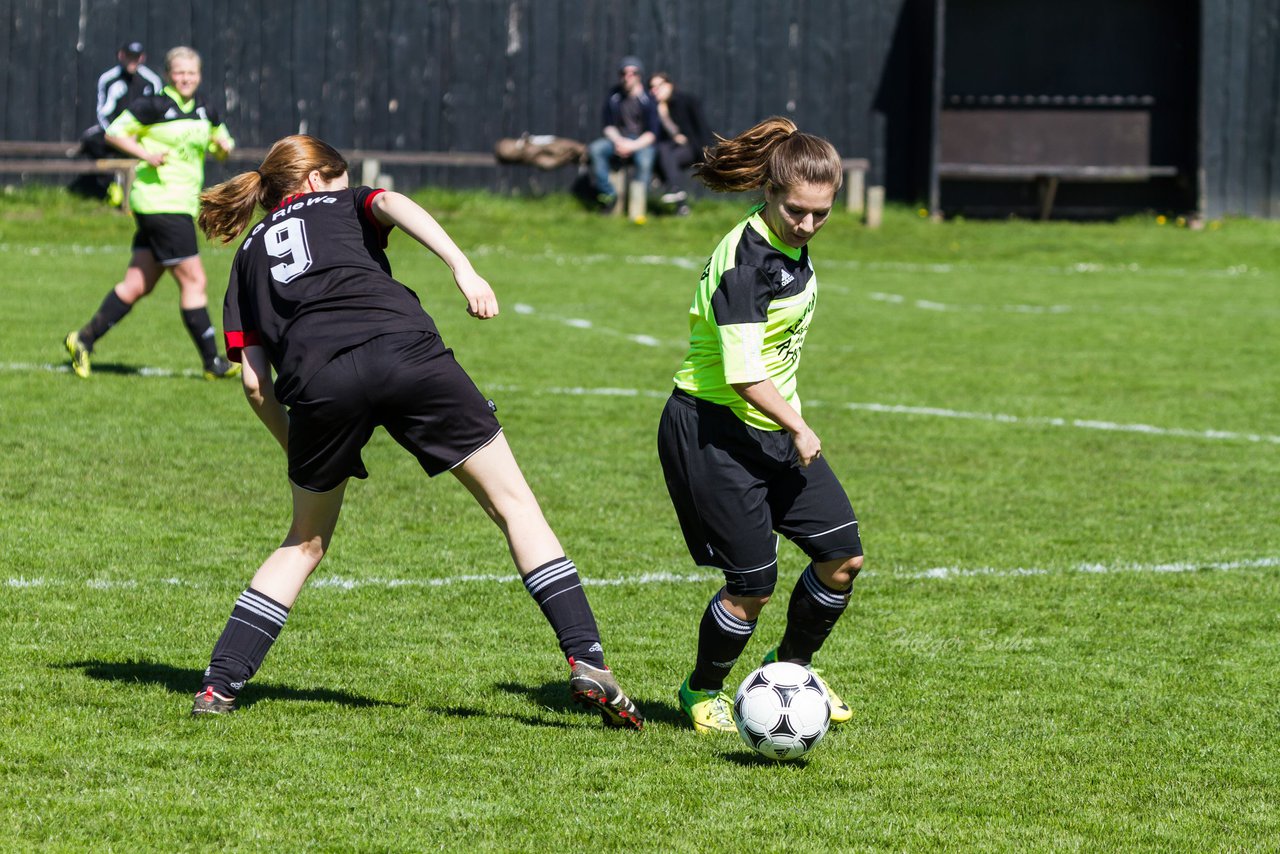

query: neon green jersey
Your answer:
[673,205,819,430]
[106,85,234,217]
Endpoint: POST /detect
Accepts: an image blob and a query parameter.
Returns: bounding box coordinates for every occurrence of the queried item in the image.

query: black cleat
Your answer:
[569,659,644,731]
[191,686,236,716]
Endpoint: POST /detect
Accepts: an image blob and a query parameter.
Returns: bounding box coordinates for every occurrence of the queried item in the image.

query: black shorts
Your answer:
[287,331,503,492]
[131,213,199,266]
[657,389,862,596]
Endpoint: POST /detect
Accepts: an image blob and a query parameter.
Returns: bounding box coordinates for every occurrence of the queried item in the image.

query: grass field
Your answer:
[2,185,1278,851]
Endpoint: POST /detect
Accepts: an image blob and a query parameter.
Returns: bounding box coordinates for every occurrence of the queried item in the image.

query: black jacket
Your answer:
[662,91,713,162]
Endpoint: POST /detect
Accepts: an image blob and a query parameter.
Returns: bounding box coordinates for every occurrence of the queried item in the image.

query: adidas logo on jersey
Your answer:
[164,108,179,120]
[780,269,795,286]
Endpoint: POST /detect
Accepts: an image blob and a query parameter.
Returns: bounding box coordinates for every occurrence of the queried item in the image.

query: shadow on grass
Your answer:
[495,679,688,729]
[58,659,400,711]
[69,361,204,380]
[722,750,811,768]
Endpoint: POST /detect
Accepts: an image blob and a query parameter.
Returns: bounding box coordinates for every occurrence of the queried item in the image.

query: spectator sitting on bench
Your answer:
[587,56,659,217]
[76,40,163,203]
[649,71,712,216]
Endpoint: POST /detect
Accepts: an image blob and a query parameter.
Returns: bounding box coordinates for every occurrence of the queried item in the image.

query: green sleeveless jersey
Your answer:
[106,86,234,217]
[673,205,819,430]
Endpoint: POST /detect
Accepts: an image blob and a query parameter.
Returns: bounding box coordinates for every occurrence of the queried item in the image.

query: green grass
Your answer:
[2,185,1278,850]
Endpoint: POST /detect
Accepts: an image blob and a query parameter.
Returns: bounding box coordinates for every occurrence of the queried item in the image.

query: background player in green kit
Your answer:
[657,117,864,733]
[65,46,239,380]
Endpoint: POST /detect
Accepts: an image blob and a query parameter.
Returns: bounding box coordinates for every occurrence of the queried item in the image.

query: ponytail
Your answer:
[199,135,349,243]
[695,116,843,195]
[198,171,267,243]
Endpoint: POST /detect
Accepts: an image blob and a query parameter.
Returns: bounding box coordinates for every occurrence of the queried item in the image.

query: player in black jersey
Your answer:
[189,135,642,730]
[660,118,864,733]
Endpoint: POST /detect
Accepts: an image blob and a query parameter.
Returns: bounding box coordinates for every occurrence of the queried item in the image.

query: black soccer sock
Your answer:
[689,589,757,692]
[201,587,290,696]
[79,290,133,350]
[522,557,606,668]
[776,563,852,666]
[181,306,219,365]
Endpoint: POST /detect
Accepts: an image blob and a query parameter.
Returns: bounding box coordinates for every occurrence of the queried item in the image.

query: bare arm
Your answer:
[370,191,498,319]
[731,379,822,467]
[240,345,288,452]
[104,132,164,167]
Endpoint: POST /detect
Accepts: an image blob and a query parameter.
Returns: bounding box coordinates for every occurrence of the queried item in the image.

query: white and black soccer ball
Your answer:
[734,661,831,761]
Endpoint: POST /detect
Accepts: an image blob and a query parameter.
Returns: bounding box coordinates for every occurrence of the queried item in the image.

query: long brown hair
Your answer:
[198,135,349,243]
[694,116,842,194]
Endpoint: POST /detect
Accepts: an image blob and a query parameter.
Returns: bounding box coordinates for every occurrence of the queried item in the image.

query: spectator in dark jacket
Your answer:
[586,56,660,216]
[649,71,713,214]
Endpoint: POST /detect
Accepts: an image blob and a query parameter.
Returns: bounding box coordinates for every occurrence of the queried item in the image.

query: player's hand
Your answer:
[455,270,499,319]
[145,152,167,168]
[791,427,822,467]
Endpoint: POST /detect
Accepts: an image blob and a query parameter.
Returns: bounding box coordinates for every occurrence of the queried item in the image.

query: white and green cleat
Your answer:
[762,647,852,724]
[677,675,737,734]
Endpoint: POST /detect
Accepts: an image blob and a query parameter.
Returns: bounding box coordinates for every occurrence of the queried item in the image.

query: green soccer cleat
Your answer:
[203,355,241,381]
[762,647,852,724]
[65,331,91,378]
[677,675,737,734]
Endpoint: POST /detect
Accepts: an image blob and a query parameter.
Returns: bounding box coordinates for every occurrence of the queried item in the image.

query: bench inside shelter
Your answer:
[934,94,1177,219]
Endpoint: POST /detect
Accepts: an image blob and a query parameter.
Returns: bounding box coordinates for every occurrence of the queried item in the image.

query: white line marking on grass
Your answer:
[869,291,1074,315]
[2,361,203,379]
[907,556,1280,581]
[8,559,1278,593]
[7,361,1275,445]
[831,400,1280,445]
[510,303,677,348]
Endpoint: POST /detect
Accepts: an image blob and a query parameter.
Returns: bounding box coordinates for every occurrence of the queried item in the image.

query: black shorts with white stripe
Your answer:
[657,388,862,597]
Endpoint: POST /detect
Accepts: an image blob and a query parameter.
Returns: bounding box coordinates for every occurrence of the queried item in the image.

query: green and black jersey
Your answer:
[673,204,819,430]
[106,85,234,217]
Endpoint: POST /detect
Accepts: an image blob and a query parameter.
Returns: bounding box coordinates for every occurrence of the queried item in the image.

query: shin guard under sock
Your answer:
[202,587,290,696]
[522,557,606,668]
[80,290,133,350]
[181,306,219,365]
[689,589,756,692]
[777,563,851,665]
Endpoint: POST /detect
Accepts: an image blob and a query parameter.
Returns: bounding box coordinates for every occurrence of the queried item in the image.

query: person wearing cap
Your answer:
[586,56,660,219]
[77,41,164,201]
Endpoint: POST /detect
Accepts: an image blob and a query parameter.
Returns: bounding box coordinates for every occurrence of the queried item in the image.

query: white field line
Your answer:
[5,361,1277,445]
[463,244,1267,281]
[867,291,1075,314]
[3,240,1267,283]
[510,302,679,347]
[821,400,1280,445]
[7,557,1279,592]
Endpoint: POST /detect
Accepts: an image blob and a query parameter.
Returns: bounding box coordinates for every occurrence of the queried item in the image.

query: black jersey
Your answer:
[223,186,439,404]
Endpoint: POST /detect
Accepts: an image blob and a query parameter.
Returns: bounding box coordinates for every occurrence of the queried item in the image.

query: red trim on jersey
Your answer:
[224,329,260,363]
[362,188,392,249]
[272,193,304,212]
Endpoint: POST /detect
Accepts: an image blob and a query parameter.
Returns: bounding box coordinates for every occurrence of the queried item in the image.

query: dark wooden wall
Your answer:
[1201,0,1280,219]
[0,0,934,198]
[0,0,1275,216]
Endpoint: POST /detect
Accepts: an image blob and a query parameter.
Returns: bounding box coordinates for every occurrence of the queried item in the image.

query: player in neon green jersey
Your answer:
[659,117,863,732]
[65,46,239,380]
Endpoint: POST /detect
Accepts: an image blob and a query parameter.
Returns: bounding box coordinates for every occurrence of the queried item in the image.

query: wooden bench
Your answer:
[0,141,502,213]
[933,96,1177,219]
[0,140,139,211]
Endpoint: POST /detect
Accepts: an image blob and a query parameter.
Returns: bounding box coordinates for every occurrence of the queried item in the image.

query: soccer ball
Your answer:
[734,661,831,761]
